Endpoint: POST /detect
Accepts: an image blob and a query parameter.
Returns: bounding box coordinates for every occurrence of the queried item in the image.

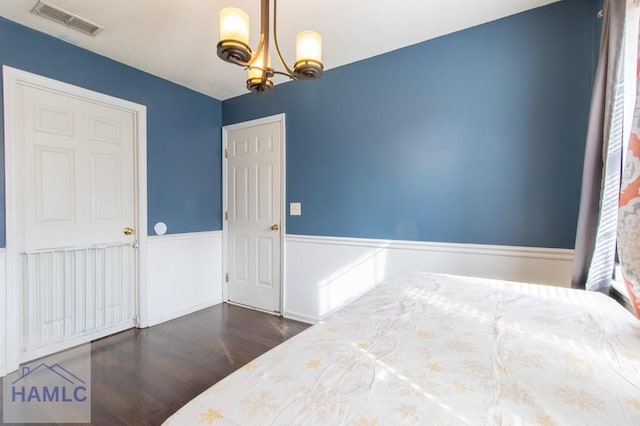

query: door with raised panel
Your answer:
[226,119,282,312]
[15,81,138,360]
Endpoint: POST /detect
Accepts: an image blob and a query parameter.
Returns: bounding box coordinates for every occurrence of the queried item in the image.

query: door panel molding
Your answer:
[222,114,286,313]
[2,65,148,374]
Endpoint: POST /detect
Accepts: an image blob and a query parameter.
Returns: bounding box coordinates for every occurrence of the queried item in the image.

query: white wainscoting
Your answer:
[0,249,6,376]
[284,235,574,323]
[145,231,223,327]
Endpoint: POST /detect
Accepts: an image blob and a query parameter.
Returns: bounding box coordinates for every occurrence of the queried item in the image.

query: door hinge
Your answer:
[134,315,140,327]
[225,211,228,221]
[225,273,229,283]
[224,148,228,159]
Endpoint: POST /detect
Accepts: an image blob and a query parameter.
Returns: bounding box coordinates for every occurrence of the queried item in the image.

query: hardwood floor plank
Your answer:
[0,303,309,425]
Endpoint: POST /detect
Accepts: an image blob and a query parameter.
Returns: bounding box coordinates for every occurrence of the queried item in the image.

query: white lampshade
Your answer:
[219,7,249,46]
[248,51,271,81]
[296,31,322,63]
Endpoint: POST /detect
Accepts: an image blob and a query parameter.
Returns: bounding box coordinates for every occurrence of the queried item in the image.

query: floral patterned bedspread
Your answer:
[164,272,640,425]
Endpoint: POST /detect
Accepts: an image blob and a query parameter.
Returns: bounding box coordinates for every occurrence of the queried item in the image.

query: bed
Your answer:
[164,272,640,425]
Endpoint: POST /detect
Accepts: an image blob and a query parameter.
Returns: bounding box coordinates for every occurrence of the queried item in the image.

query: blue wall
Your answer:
[0,17,222,244]
[223,0,598,249]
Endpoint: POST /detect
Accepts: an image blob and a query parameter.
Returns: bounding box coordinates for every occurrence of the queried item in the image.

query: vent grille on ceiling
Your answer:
[31,0,103,36]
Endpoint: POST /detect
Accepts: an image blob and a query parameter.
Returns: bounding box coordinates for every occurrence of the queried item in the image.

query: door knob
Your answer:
[270,224,280,231]
[124,227,135,236]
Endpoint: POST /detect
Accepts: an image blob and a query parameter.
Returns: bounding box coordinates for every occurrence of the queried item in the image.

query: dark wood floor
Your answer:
[0,303,309,425]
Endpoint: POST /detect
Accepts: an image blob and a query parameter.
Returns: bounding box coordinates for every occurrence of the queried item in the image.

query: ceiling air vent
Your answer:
[31,0,103,36]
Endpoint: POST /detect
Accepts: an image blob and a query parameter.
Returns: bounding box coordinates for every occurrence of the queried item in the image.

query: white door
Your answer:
[14,79,138,361]
[225,118,282,312]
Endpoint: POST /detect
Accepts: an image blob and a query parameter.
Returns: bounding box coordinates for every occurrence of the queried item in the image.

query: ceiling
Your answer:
[0,0,560,100]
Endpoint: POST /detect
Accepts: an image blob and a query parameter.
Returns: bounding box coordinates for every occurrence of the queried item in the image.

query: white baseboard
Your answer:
[145,231,223,327]
[284,235,574,322]
[21,320,135,363]
[146,300,221,328]
[282,310,317,324]
[0,248,6,376]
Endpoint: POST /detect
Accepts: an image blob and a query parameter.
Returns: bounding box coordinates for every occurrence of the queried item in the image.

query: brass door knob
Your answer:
[124,227,135,236]
[270,224,280,231]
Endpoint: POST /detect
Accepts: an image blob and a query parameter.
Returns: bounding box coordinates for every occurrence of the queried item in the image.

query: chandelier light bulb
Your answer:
[247,51,274,92]
[219,8,250,46]
[296,31,322,64]
[217,7,252,63]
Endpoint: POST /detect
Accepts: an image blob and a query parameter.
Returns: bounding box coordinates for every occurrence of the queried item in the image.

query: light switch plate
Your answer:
[290,202,302,216]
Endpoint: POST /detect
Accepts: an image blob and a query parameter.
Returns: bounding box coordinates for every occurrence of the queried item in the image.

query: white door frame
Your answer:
[222,113,286,314]
[2,65,148,374]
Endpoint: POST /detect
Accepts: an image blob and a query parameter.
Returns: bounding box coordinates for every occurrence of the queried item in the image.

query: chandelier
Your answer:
[217,0,323,93]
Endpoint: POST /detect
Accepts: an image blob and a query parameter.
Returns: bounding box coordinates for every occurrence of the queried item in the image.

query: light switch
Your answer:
[290,202,302,216]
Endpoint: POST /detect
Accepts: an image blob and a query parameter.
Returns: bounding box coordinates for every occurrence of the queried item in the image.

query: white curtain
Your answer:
[617,20,640,317]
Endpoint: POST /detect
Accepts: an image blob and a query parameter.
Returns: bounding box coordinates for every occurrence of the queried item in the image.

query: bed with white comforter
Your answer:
[164,272,640,425]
